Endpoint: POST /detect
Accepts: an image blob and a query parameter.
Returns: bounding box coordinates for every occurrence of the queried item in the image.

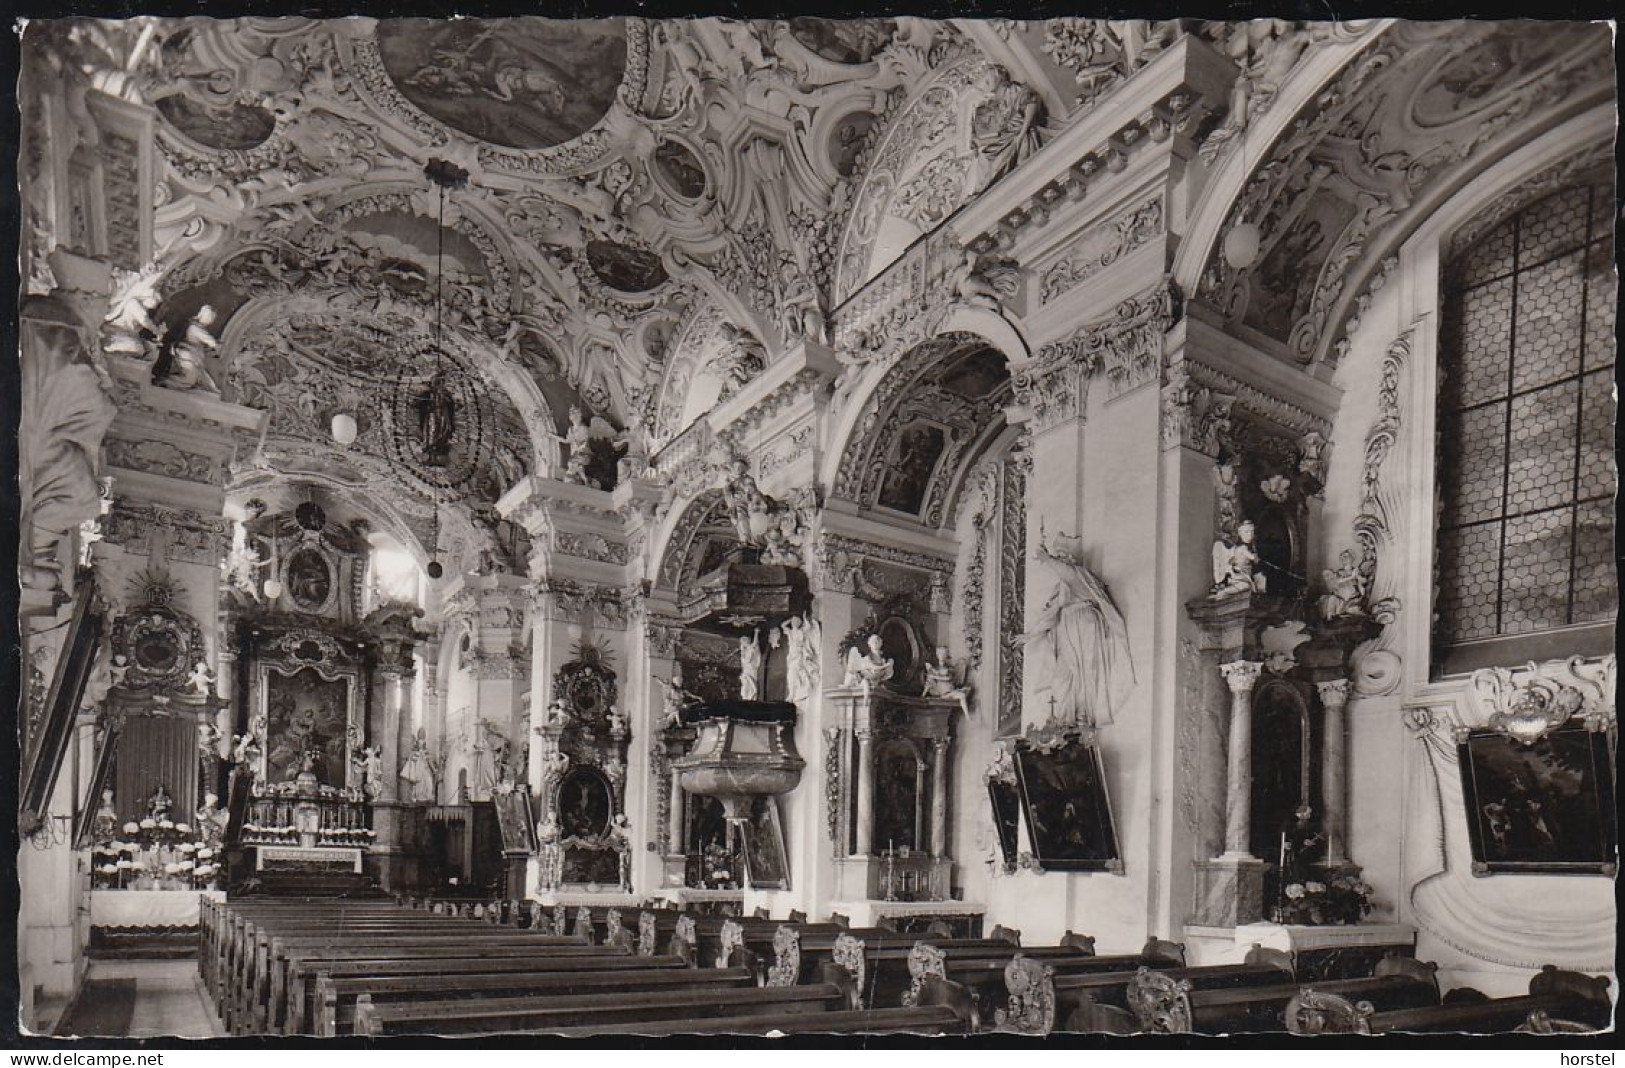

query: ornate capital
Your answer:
[1019,278,1180,434]
[1315,678,1351,711]
[1219,659,1264,696]
[1159,367,1236,456]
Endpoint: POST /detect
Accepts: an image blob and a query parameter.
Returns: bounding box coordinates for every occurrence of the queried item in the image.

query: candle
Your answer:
[1279,831,1287,873]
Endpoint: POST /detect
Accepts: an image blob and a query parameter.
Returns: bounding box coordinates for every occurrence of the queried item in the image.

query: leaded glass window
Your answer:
[1435,180,1616,672]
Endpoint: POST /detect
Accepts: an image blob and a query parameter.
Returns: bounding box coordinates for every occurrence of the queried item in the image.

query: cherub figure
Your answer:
[1211,520,1266,597]
[842,634,894,692]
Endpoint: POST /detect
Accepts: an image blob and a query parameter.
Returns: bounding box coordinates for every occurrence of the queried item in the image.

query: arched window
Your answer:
[1434,179,1616,674]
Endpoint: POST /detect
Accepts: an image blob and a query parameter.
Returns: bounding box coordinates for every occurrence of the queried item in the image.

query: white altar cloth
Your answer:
[91,889,225,928]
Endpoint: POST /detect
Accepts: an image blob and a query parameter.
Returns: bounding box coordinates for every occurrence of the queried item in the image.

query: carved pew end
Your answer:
[990,925,1021,947]
[1059,930,1093,954]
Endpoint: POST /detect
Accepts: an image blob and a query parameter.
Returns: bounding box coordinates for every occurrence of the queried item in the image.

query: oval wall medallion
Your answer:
[585,239,668,293]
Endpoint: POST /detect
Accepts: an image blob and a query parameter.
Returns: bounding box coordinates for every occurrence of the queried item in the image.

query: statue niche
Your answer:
[534,643,630,892]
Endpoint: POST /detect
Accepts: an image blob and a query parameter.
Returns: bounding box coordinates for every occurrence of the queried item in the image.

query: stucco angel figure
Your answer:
[1318,549,1367,620]
[924,645,971,717]
[103,263,164,359]
[842,634,894,692]
[187,660,215,696]
[1022,530,1135,728]
[655,663,698,727]
[154,305,222,393]
[1211,519,1266,597]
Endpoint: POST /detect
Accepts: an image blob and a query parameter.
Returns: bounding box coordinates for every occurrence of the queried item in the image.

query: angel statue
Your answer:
[842,633,894,693]
[923,645,971,717]
[153,304,222,393]
[102,262,164,359]
[1211,519,1266,597]
[1021,529,1136,728]
[655,663,697,727]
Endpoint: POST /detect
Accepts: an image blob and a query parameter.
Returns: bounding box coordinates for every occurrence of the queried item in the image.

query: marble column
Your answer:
[1219,659,1263,857]
[377,656,408,803]
[667,759,686,855]
[928,738,948,858]
[853,728,875,856]
[1316,678,1351,868]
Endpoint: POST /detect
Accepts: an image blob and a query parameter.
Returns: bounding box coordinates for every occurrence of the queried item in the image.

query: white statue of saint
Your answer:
[157,305,222,393]
[1211,519,1266,597]
[782,616,811,705]
[562,405,592,486]
[739,631,763,701]
[842,633,894,693]
[1318,548,1366,620]
[1022,531,1136,728]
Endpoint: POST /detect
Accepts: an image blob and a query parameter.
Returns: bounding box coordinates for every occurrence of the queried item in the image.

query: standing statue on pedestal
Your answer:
[93,788,119,843]
[562,405,593,486]
[739,631,763,701]
[1022,529,1136,728]
[195,792,228,848]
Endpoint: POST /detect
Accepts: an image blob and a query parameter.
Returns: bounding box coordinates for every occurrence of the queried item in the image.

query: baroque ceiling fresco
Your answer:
[40,16,1612,566]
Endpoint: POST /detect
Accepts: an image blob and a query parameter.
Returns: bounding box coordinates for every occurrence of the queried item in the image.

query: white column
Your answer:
[853,728,874,856]
[1315,679,1351,867]
[928,737,948,858]
[1219,660,1263,857]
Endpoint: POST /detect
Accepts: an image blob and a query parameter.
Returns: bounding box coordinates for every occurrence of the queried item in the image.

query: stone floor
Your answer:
[64,960,222,1039]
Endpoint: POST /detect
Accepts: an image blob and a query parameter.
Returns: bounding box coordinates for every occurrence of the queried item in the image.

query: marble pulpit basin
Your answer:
[673,706,805,818]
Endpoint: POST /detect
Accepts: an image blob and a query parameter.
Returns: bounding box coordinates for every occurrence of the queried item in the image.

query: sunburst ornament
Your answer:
[128,566,179,608]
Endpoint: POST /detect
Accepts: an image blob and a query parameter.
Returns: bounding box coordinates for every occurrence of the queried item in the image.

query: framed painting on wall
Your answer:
[1013,738,1122,872]
[741,796,789,890]
[1457,724,1617,876]
[492,787,537,855]
[987,778,1022,870]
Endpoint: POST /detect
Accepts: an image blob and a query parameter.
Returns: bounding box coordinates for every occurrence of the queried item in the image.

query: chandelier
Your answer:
[381,159,491,577]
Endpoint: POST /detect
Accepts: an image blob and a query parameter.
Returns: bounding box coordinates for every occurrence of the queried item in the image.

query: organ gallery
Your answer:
[12,14,1617,1040]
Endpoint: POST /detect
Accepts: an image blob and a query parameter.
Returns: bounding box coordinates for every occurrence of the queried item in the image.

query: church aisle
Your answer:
[60,960,223,1039]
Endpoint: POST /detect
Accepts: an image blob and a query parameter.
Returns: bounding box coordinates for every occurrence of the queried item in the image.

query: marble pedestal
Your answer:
[1191,854,1265,927]
[368,801,423,891]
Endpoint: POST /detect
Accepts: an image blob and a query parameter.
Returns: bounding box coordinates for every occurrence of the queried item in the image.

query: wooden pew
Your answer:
[546,977,980,1036]
[281,945,652,1035]
[216,902,588,1034]
[1284,966,1613,1035]
[258,928,588,1034]
[351,978,860,1037]
[1126,956,1440,1033]
[313,965,759,1036]
[217,902,451,1030]
[906,937,1186,1027]
[766,924,1049,991]
[997,946,1296,1034]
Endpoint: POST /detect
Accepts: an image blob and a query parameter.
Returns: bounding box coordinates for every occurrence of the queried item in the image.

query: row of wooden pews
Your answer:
[986,942,1612,1036]
[205,898,1610,1036]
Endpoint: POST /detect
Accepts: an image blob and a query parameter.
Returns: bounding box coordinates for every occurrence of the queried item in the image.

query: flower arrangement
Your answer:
[1275,874,1374,926]
[92,835,222,891]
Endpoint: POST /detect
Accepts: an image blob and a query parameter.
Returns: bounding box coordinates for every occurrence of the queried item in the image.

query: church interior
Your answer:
[13,16,1618,1039]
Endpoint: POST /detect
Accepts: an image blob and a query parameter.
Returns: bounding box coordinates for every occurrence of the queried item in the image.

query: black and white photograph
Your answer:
[8,10,1617,1048]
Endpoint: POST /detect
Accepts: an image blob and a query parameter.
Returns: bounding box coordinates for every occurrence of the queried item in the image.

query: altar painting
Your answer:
[261,667,355,788]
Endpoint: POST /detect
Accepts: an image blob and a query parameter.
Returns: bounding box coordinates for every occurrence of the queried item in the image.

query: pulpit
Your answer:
[671,701,804,889]
[825,686,959,902]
